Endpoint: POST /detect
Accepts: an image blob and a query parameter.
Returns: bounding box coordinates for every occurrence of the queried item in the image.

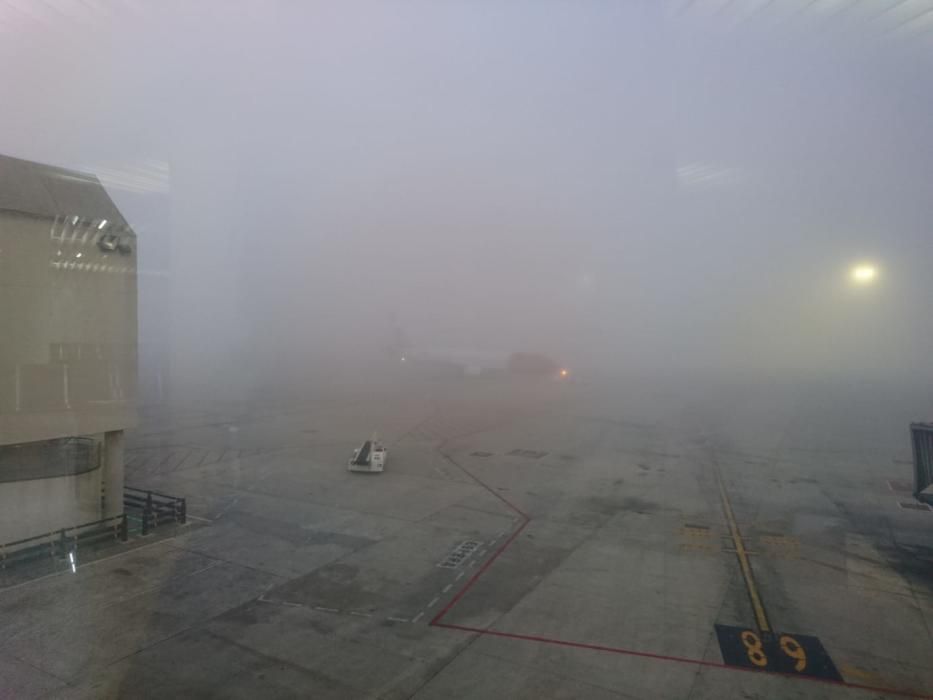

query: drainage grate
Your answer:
[438,540,481,568]
[899,501,932,512]
[508,449,548,459]
[470,451,493,458]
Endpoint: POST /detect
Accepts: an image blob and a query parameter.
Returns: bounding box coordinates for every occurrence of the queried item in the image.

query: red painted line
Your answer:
[436,621,727,668]
[434,623,933,699]
[431,450,531,626]
[431,518,529,625]
[431,451,933,699]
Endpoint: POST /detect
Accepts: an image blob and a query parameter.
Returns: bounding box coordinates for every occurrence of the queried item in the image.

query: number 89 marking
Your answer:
[740,631,808,672]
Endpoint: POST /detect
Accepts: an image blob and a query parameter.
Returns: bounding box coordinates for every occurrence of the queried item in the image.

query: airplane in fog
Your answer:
[398,346,569,379]
[386,317,568,379]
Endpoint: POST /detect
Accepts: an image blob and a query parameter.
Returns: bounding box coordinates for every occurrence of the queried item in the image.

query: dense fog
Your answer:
[2,1,931,401]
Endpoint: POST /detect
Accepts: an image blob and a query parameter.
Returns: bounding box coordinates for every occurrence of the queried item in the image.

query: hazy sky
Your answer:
[2,1,931,395]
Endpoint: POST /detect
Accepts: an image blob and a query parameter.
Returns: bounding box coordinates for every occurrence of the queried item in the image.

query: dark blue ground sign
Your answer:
[715,624,842,681]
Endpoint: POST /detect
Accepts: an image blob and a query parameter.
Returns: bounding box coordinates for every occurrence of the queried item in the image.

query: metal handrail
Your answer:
[123,486,187,535]
[0,485,187,571]
[0,514,128,569]
[125,485,184,501]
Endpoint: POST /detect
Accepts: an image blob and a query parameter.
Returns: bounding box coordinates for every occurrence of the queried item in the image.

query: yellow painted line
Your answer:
[840,663,883,682]
[715,468,772,633]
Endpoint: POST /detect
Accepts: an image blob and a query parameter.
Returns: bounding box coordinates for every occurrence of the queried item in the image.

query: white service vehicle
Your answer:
[348,435,387,473]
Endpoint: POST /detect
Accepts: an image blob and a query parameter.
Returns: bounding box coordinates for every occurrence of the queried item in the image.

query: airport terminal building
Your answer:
[0,154,137,547]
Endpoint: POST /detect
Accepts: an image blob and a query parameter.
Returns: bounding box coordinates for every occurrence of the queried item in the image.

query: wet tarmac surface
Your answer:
[2,373,931,698]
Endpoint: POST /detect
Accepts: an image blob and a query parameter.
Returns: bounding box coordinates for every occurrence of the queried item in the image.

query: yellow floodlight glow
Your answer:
[559,368,569,378]
[850,264,877,285]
